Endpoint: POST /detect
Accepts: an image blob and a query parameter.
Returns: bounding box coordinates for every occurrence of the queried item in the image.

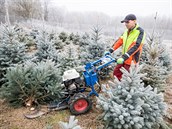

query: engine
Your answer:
[62,69,83,94]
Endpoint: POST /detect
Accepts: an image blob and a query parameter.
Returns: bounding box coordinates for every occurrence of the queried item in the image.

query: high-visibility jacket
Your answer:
[112,24,146,65]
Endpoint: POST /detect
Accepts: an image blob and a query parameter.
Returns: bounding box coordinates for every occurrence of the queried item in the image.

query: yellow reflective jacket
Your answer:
[112,24,146,65]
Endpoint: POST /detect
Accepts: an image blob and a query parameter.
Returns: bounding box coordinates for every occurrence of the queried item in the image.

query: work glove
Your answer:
[109,48,114,53]
[117,58,124,64]
[117,53,130,64]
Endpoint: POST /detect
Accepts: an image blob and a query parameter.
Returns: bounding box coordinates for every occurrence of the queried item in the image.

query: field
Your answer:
[0,40,172,129]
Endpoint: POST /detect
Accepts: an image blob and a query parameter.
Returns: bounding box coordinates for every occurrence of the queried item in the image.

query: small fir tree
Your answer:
[60,47,78,73]
[53,38,64,50]
[68,32,80,45]
[59,116,81,129]
[72,33,80,45]
[140,13,170,91]
[59,32,68,42]
[140,34,169,91]
[69,33,75,41]
[97,63,167,129]
[0,60,64,107]
[79,26,105,65]
[157,44,171,71]
[65,38,72,45]
[33,31,61,64]
[12,25,37,52]
[141,12,171,69]
[25,29,38,51]
[79,32,90,47]
[0,25,26,86]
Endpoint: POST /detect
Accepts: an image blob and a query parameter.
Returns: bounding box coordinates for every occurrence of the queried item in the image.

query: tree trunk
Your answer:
[5,0,10,25]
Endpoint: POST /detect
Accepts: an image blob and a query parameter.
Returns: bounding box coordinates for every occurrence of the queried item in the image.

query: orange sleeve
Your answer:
[112,37,123,50]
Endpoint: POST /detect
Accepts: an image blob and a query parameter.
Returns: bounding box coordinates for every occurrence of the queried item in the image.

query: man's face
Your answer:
[124,20,136,30]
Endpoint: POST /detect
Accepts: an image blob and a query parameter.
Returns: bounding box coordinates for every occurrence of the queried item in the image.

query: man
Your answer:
[109,14,146,80]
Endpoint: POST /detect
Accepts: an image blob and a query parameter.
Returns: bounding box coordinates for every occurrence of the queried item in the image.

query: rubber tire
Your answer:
[69,93,92,115]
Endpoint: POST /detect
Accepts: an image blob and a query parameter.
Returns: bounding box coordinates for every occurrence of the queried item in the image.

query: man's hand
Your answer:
[109,48,114,53]
[117,58,124,64]
[116,53,130,64]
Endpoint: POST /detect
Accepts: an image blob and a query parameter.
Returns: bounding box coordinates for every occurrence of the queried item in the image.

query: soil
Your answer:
[164,75,172,125]
[1,76,172,129]
[0,95,101,129]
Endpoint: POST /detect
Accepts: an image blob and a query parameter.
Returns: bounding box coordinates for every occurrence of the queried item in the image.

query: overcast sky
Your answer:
[51,0,172,18]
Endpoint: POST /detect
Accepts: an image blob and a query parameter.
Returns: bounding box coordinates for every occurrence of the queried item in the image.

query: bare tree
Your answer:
[5,0,10,24]
[0,0,5,14]
[42,0,50,21]
[48,6,66,27]
[11,0,42,20]
[0,0,5,22]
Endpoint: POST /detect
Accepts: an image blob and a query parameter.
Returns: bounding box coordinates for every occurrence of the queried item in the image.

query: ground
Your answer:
[0,75,172,129]
[0,95,102,129]
[164,76,172,127]
[0,40,172,129]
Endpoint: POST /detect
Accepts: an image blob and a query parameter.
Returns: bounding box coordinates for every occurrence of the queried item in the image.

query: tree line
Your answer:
[0,0,171,39]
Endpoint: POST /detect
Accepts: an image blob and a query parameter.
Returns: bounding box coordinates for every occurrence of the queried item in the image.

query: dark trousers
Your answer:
[113,64,130,80]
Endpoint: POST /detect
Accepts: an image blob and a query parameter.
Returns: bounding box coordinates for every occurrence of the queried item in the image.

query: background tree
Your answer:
[0,25,27,86]
[5,0,10,24]
[60,47,79,73]
[42,0,50,21]
[48,6,66,27]
[11,0,42,20]
[79,25,106,65]
[140,13,171,92]
[33,31,61,65]
[0,0,5,22]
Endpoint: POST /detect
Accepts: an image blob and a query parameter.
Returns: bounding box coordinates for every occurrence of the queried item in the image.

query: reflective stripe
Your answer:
[125,53,130,57]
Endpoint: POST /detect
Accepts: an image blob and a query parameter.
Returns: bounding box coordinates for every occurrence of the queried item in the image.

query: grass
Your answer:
[43,109,71,128]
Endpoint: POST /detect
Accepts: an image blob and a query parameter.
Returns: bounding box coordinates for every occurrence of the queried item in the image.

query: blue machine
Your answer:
[83,53,116,96]
[25,53,116,118]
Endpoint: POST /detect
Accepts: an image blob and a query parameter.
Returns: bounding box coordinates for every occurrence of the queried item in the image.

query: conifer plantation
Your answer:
[0,2,171,127]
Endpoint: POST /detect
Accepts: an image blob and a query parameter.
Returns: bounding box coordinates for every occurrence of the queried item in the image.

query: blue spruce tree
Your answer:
[79,26,105,65]
[140,32,169,92]
[33,31,61,65]
[97,63,167,129]
[140,13,171,92]
[0,60,64,107]
[0,25,26,86]
[60,47,78,73]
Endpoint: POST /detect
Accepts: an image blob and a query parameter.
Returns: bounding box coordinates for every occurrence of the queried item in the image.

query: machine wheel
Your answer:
[69,93,92,115]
